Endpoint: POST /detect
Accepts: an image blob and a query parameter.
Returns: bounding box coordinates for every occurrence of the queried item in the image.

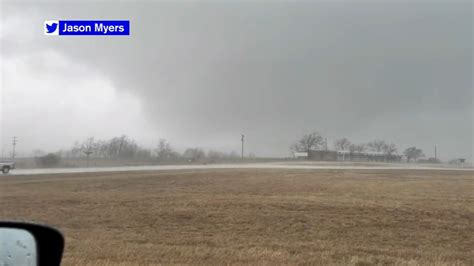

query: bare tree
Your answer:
[71,142,82,158]
[183,148,206,161]
[334,137,351,151]
[403,147,424,162]
[349,144,357,153]
[80,137,98,156]
[107,135,138,159]
[95,140,108,158]
[382,143,398,155]
[367,140,387,152]
[69,136,153,161]
[135,148,152,159]
[353,144,366,153]
[207,150,225,160]
[118,135,127,157]
[292,132,324,152]
[155,139,177,160]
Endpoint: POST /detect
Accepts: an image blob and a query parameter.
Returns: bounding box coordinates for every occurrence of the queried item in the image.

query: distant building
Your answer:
[293,152,308,159]
[294,149,402,162]
[308,150,337,161]
[336,150,402,162]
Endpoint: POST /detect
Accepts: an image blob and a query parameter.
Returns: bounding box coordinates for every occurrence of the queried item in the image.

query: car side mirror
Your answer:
[0,221,64,266]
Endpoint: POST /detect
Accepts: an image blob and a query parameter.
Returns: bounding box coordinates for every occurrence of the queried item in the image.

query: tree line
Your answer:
[59,135,240,161]
[292,132,428,162]
[33,132,433,167]
[33,135,242,167]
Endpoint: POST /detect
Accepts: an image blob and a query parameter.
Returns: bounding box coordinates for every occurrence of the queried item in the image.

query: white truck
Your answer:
[0,161,15,174]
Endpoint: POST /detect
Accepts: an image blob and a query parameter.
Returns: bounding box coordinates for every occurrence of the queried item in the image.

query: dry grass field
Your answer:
[1,169,473,265]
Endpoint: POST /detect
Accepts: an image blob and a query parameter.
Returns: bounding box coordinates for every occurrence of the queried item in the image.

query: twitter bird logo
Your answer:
[44,20,59,35]
[46,23,57,33]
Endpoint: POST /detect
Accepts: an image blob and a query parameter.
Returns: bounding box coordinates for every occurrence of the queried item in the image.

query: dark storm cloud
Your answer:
[1,1,472,159]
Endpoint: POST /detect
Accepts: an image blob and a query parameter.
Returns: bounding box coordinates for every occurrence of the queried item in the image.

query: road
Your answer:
[7,162,472,175]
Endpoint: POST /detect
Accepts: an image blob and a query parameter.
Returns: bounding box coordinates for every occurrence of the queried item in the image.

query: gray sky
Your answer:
[0,0,472,161]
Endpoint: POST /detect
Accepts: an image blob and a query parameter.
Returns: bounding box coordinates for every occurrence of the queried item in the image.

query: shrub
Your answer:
[35,153,61,167]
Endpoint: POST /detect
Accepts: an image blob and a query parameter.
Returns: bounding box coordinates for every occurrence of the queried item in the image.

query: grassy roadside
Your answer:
[1,169,473,265]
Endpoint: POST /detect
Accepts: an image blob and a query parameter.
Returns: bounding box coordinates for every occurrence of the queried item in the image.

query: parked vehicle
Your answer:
[0,161,15,174]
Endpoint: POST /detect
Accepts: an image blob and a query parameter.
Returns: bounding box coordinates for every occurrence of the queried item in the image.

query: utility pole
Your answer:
[241,134,245,159]
[84,138,93,168]
[434,145,437,160]
[84,150,93,167]
[12,136,17,159]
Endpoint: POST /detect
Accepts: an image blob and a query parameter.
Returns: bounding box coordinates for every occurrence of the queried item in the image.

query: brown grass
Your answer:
[1,169,473,265]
